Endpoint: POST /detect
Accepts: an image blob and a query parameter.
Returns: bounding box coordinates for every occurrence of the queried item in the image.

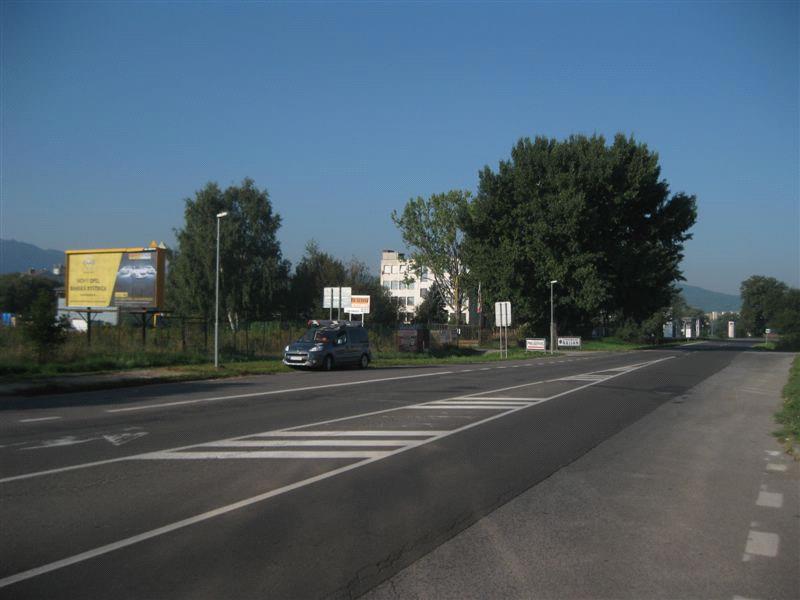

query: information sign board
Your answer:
[322,287,352,309]
[526,338,547,351]
[494,301,512,326]
[557,336,582,348]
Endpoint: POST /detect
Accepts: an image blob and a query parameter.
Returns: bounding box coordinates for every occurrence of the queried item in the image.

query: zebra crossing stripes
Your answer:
[137,430,441,461]
[140,450,392,460]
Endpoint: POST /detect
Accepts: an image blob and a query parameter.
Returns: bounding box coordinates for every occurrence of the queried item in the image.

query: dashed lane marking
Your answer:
[756,491,783,508]
[18,417,62,423]
[744,531,780,557]
[766,463,788,472]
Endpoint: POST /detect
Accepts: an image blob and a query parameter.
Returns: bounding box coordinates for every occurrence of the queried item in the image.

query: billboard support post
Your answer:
[86,308,92,347]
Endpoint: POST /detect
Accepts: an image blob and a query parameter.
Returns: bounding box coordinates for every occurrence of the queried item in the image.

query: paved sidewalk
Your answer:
[364,351,799,600]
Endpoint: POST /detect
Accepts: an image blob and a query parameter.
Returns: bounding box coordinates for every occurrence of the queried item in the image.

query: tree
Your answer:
[22,289,67,362]
[392,190,471,324]
[413,281,448,324]
[773,288,800,349]
[0,273,59,314]
[463,134,697,336]
[288,241,347,319]
[739,275,789,336]
[169,179,290,328]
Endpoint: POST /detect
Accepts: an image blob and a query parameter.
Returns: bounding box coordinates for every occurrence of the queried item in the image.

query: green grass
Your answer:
[753,342,778,351]
[0,352,209,380]
[372,346,558,366]
[579,337,682,352]
[775,355,800,453]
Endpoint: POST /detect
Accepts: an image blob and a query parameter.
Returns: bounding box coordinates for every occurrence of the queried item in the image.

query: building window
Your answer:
[399,264,407,273]
[382,265,391,274]
[406,297,415,306]
[420,288,429,299]
[407,280,415,290]
[383,282,390,290]
[391,280,399,290]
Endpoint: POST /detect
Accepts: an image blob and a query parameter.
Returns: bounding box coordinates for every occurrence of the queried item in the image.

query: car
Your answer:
[283,320,371,370]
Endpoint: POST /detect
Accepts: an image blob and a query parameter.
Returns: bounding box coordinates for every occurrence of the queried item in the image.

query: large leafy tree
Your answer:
[739,275,789,336]
[464,134,697,335]
[392,190,471,324]
[169,179,290,327]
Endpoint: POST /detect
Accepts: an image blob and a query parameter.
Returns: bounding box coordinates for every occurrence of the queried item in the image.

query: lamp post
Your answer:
[549,280,558,355]
[214,211,228,368]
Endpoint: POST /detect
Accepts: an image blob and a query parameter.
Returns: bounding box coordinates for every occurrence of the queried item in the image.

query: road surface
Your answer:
[1,341,795,598]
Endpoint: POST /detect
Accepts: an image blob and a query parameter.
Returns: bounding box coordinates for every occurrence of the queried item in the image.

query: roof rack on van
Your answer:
[307,319,363,328]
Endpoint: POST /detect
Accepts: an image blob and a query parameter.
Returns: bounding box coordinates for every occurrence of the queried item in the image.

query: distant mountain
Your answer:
[680,284,741,313]
[0,239,65,274]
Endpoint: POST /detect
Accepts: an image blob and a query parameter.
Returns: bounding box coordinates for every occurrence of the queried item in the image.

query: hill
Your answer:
[680,284,741,313]
[0,239,65,274]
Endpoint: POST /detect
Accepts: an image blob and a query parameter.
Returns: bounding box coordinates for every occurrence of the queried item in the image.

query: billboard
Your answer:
[66,247,166,309]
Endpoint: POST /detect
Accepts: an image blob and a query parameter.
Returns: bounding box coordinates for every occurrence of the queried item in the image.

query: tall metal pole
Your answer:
[550,280,557,355]
[214,211,228,368]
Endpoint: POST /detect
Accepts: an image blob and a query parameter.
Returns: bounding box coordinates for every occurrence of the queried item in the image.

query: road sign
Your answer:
[349,295,370,314]
[526,338,546,351]
[323,287,352,309]
[557,336,582,348]
[494,301,512,327]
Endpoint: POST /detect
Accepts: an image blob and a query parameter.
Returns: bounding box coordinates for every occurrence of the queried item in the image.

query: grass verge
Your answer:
[774,355,800,456]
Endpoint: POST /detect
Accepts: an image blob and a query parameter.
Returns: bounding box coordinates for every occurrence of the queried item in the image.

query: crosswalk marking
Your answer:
[139,450,391,460]
[409,404,523,410]
[200,440,412,447]
[249,430,447,437]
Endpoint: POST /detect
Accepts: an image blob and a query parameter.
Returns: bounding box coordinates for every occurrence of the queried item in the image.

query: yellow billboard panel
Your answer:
[66,247,165,309]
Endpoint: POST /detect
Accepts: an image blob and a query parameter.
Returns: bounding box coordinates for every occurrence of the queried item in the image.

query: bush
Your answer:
[22,291,68,363]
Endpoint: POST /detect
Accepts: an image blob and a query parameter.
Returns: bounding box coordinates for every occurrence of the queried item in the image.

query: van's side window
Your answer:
[337,333,347,345]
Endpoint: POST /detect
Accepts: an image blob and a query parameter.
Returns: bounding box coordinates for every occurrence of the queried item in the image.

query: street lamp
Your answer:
[214,211,228,368]
[550,280,558,355]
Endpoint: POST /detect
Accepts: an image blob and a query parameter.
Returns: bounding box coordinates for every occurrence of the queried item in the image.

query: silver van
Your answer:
[283,320,372,370]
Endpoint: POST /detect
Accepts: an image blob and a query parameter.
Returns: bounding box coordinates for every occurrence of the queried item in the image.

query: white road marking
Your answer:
[765,450,781,457]
[0,356,673,588]
[0,357,674,484]
[756,491,783,508]
[744,530,779,557]
[432,399,531,405]
[455,396,544,402]
[139,450,391,460]
[199,440,410,447]
[251,430,446,437]
[18,417,62,423]
[410,404,518,410]
[106,369,457,413]
[766,463,788,472]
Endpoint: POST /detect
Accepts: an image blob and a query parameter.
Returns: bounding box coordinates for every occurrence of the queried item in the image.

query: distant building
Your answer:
[379,250,473,323]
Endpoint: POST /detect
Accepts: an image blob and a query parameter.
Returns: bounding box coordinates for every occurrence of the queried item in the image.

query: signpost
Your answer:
[494,301,512,358]
[526,338,546,351]
[323,287,352,319]
[557,336,582,349]
[728,320,735,339]
[346,295,370,324]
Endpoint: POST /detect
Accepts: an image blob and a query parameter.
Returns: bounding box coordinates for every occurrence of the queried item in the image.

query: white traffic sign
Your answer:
[526,338,546,351]
[349,295,370,314]
[557,336,582,348]
[494,301,512,327]
[323,287,352,309]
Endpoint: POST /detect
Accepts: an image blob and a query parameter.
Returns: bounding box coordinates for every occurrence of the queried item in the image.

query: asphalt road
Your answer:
[0,342,764,598]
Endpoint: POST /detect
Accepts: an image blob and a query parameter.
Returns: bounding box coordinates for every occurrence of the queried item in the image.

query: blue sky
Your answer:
[2,1,797,295]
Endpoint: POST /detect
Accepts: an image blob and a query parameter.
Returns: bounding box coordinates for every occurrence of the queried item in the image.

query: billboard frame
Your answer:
[65,247,166,310]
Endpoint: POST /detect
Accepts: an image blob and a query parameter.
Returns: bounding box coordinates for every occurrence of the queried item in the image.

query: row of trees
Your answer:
[167,179,399,327]
[394,134,698,338]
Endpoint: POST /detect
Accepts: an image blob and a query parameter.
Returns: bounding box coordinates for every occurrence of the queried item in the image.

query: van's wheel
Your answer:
[359,354,369,369]
[323,355,334,371]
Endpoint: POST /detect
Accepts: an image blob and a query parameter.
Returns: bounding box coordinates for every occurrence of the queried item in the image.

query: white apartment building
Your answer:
[379,250,472,323]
